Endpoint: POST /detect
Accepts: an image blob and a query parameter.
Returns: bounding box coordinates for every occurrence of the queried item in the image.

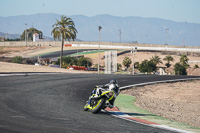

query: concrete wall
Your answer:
[0,41,199,50]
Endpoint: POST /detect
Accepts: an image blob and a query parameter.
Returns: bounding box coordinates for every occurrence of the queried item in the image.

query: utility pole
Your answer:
[131,47,137,74]
[25,23,27,47]
[165,28,169,45]
[98,26,102,74]
[5,33,8,40]
[119,29,122,43]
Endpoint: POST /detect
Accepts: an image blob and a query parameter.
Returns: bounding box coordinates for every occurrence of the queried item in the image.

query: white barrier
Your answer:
[72,44,200,52]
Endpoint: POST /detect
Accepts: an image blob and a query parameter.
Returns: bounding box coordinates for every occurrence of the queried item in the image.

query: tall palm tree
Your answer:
[51,15,77,68]
[163,55,174,67]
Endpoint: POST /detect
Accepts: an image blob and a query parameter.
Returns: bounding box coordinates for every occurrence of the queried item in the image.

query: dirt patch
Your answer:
[0,61,95,73]
[0,46,48,57]
[122,80,200,127]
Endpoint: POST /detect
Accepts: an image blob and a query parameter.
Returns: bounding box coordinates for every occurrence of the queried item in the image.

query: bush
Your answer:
[117,63,122,71]
[77,57,92,67]
[57,56,92,68]
[194,64,199,69]
[174,62,187,75]
[12,56,23,64]
[138,60,157,74]
[134,62,139,68]
[123,56,132,69]
[165,63,171,68]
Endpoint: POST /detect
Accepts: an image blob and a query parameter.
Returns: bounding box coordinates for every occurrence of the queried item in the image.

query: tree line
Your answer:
[121,54,197,75]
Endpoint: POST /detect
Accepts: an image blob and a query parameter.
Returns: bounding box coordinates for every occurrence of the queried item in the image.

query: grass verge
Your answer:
[115,93,200,133]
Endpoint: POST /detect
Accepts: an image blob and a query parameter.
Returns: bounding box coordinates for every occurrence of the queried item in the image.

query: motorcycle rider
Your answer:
[105,79,120,108]
[90,79,120,108]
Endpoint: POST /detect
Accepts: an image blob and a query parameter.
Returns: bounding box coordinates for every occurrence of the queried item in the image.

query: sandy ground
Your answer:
[84,50,200,75]
[0,46,96,58]
[122,80,200,127]
[0,61,95,73]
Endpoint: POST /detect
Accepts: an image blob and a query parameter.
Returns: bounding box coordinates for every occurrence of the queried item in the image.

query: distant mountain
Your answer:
[0,32,20,39]
[0,32,53,41]
[0,13,200,46]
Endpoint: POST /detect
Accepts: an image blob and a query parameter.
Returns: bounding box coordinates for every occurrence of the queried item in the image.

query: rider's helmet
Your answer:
[109,79,118,85]
[109,79,119,94]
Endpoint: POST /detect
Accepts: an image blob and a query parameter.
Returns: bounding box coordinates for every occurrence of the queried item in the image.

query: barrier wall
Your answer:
[0,41,200,49]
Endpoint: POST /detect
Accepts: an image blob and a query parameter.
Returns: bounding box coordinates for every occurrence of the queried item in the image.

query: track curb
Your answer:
[120,77,200,90]
[105,77,200,133]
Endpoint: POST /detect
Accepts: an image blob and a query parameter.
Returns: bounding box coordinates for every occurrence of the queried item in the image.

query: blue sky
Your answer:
[0,0,200,24]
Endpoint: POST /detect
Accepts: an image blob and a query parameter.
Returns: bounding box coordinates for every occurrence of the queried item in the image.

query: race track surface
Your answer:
[39,49,100,59]
[0,74,198,133]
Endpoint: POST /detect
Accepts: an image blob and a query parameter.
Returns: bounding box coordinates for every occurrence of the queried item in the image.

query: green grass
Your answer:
[115,93,200,133]
[32,49,125,58]
[69,50,105,56]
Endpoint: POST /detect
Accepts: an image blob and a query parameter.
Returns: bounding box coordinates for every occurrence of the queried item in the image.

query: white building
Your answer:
[33,33,45,42]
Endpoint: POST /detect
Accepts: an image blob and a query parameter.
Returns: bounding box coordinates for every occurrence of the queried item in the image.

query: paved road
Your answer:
[37,49,127,59]
[0,74,199,133]
[38,49,100,59]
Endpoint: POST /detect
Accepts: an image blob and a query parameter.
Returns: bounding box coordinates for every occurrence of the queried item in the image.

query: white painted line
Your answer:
[120,78,200,90]
[104,110,195,133]
[152,125,194,133]
[11,116,26,119]
[0,74,26,76]
[0,73,62,77]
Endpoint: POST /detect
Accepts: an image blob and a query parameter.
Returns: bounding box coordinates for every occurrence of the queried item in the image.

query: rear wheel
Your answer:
[91,98,105,114]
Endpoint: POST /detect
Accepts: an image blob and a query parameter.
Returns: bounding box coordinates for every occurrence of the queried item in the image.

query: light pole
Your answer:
[98,26,102,74]
[25,23,27,47]
[165,28,169,45]
[119,29,122,43]
[131,47,137,74]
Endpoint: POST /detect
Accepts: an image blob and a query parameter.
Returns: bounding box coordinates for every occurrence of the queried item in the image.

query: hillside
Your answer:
[0,13,200,46]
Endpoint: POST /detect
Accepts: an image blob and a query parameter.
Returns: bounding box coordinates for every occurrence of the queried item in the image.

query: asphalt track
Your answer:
[37,49,129,59]
[0,74,199,133]
[38,49,102,59]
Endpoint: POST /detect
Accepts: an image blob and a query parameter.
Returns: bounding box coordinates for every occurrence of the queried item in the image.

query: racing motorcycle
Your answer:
[84,85,116,114]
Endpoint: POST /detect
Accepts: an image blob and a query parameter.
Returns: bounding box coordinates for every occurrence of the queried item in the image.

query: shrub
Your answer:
[134,62,139,68]
[138,60,157,74]
[194,64,199,69]
[12,56,23,64]
[174,62,187,75]
[77,57,92,67]
[180,55,190,69]
[55,56,92,68]
[117,63,122,71]
[123,56,132,69]
[165,63,171,68]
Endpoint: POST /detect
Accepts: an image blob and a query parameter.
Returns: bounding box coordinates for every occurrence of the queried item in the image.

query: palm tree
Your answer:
[150,55,162,66]
[51,15,77,68]
[180,55,190,69]
[163,55,174,67]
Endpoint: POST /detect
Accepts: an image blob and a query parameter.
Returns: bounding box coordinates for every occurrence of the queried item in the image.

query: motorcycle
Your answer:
[84,85,116,113]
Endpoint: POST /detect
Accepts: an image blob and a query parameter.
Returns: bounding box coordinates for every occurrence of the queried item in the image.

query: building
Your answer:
[33,33,45,42]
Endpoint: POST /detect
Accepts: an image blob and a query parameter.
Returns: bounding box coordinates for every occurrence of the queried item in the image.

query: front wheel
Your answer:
[91,98,105,114]
[84,105,89,111]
